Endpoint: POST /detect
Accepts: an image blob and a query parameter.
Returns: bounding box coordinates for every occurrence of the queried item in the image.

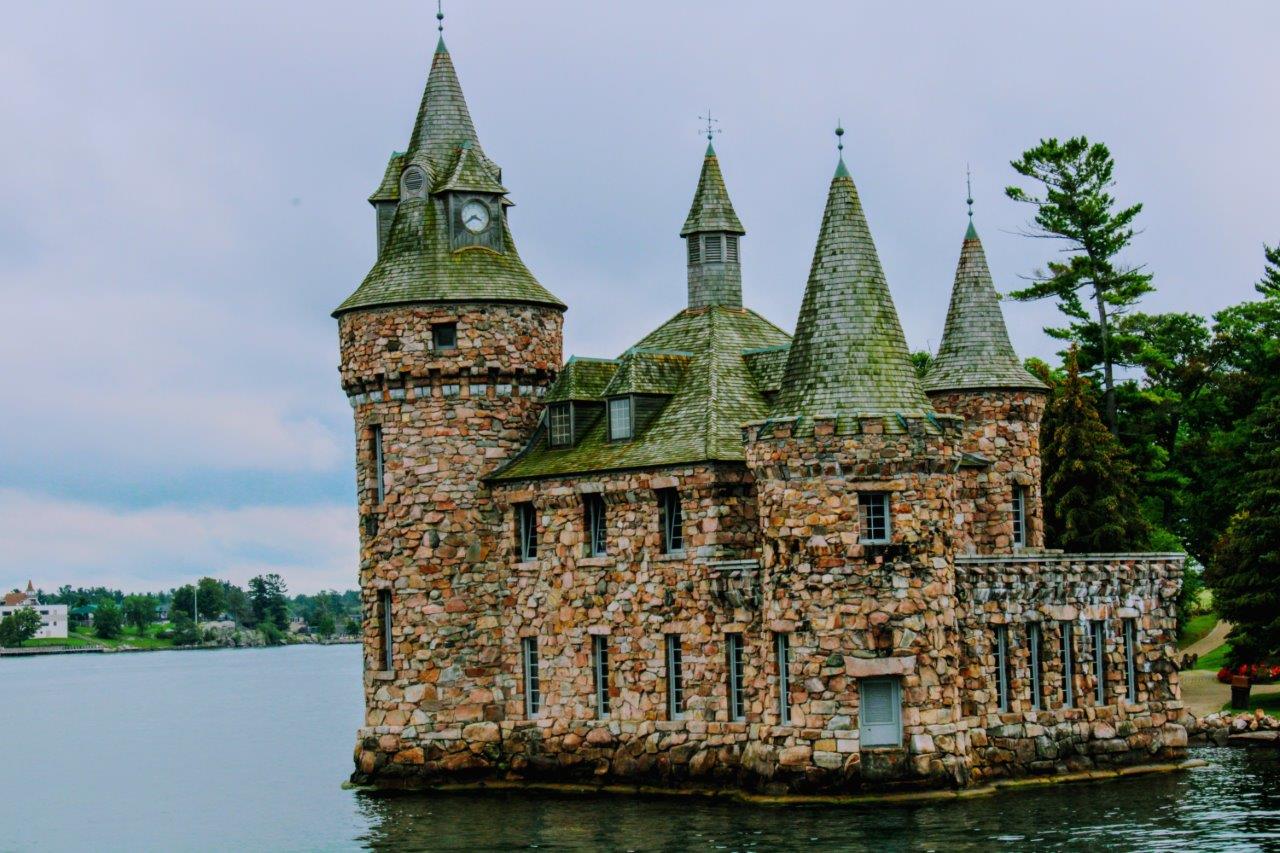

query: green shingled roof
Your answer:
[335,41,564,316]
[545,358,619,403]
[490,306,790,481]
[602,349,692,397]
[680,146,745,237]
[743,345,790,395]
[923,223,1047,393]
[772,163,933,420]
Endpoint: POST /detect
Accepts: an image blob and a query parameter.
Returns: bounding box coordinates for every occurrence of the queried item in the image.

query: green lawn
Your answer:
[12,627,176,651]
[1179,613,1219,649]
[22,634,97,648]
[1221,692,1280,717]
[1196,641,1232,671]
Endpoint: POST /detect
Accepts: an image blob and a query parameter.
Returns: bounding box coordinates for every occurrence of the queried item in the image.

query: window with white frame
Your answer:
[515,502,537,561]
[522,637,540,717]
[1124,618,1138,703]
[666,635,685,720]
[775,633,792,725]
[726,633,745,722]
[593,635,611,718]
[859,677,902,747]
[371,425,386,504]
[657,488,684,553]
[584,493,606,557]
[1061,621,1075,708]
[1029,622,1044,711]
[549,402,573,447]
[608,396,633,441]
[858,492,891,544]
[994,625,1011,712]
[1012,485,1027,547]
[1092,620,1107,705]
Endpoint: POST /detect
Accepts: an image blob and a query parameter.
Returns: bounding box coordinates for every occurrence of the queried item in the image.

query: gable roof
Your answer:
[490,305,790,481]
[923,223,1047,393]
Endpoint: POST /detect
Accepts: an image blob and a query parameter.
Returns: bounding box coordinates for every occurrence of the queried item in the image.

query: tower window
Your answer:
[401,166,427,197]
[858,492,891,544]
[379,589,393,672]
[549,403,573,447]
[1061,621,1075,708]
[994,624,1011,712]
[515,502,537,561]
[1124,618,1138,704]
[657,488,684,554]
[726,235,739,262]
[1012,485,1027,547]
[726,633,745,722]
[775,632,792,725]
[583,493,606,557]
[1029,622,1044,711]
[608,396,633,441]
[593,635,611,718]
[666,635,684,720]
[687,236,701,264]
[370,425,386,505]
[432,323,457,351]
[522,637,541,718]
[704,234,724,262]
[1092,620,1107,705]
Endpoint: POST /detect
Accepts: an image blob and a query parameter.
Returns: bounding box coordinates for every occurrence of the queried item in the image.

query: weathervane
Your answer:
[699,109,722,143]
[966,163,974,222]
[437,0,444,34]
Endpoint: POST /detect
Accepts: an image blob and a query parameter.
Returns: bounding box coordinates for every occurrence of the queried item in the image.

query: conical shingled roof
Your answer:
[680,143,745,236]
[334,38,564,316]
[923,223,1047,393]
[772,160,933,420]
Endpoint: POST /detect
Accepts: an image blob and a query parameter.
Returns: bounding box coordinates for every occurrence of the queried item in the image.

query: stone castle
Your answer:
[335,27,1187,794]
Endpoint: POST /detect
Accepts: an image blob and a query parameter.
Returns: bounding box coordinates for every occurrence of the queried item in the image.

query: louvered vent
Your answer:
[726,235,739,262]
[401,167,426,197]
[704,234,724,262]
[687,237,701,264]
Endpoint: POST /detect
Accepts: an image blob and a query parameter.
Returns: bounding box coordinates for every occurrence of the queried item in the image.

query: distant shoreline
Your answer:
[0,638,360,658]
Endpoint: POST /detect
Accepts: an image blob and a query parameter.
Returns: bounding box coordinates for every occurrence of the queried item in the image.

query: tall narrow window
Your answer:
[379,589,393,672]
[859,677,902,747]
[522,637,540,718]
[593,635,611,718]
[775,633,792,725]
[515,502,537,561]
[726,633,745,722]
[1029,622,1044,711]
[665,635,684,720]
[704,234,724,262]
[608,396,633,441]
[548,402,573,447]
[858,492,891,544]
[1061,621,1075,708]
[657,488,684,554]
[1092,620,1107,705]
[371,425,386,504]
[994,625,1011,712]
[584,493,606,557]
[432,322,457,350]
[1012,485,1027,547]
[1124,618,1138,704]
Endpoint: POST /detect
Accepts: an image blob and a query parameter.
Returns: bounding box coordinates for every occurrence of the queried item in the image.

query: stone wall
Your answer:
[928,389,1047,555]
[956,553,1187,780]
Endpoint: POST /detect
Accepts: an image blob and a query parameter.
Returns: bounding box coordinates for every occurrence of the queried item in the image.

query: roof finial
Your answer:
[699,109,722,154]
[437,0,445,33]
[833,121,850,178]
[966,163,974,222]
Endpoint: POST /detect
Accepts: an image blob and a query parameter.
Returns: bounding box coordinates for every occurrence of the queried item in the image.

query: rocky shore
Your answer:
[1187,710,1280,747]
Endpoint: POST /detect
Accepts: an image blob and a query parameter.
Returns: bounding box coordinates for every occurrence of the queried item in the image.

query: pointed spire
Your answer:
[435,0,447,52]
[773,153,932,420]
[680,144,744,237]
[405,16,489,179]
[923,223,1047,393]
[834,121,850,178]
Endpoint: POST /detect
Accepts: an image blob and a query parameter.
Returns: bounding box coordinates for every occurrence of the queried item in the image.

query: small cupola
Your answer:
[680,139,746,310]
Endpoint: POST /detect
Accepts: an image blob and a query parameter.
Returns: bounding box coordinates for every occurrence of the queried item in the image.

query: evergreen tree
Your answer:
[1207,393,1280,663]
[1041,348,1150,552]
[249,574,289,631]
[94,599,124,640]
[1006,137,1153,434]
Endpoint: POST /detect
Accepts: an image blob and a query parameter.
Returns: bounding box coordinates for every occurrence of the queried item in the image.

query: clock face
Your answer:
[461,200,490,234]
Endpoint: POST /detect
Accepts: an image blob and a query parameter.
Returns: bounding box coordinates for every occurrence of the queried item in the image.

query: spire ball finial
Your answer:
[835,121,845,153]
[965,163,974,221]
[437,0,444,33]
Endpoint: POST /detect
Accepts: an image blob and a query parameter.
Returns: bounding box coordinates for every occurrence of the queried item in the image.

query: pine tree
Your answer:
[1041,348,1150,551]
[1207,392,1280,663]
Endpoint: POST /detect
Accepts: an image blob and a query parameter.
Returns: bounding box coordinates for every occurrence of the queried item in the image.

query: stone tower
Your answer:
[336,32,564,781]
[681,142,747,309]
[744,152,969,786]
[923,218,1048,555]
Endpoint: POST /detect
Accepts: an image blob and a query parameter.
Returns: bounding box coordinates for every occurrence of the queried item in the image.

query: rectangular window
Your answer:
[858,492,891,544]
[469,383,487,398]
[859,677,902,747]
[726,633,745,722]
[1061,621,1075,708]
[995,625,1011,712]
[515,502,537,561]
[442,383,460,398]
[522,637,540,718]
[705,233,724,262]
[1124,618,1138,704]
[371,425,385,504]
[379,589,393,672]
[1029,622,1044,711]
[548,402,573,447]
[1092,620,1107,705]
[432,323,457,350]
[657,488,684,554]
[666,635,684,720]
[775,633,792,725]
[593,635,611,718]
[1012,485,1027,547]
[608,396,633,441]
[687,236,701,264]
[725,235,739,263]
[584,493,607,557]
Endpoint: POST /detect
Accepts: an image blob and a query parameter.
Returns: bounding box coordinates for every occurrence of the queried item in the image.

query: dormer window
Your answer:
[608,397,633,441]
[432,323,457,351]
[400,166,427,198]
[548,403,573,447]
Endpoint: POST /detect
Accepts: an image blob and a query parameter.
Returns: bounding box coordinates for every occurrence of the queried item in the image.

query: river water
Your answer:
[2,644,1279,851]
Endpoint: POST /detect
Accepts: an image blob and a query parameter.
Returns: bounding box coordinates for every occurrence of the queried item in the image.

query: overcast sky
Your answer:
[2,1,1276,593]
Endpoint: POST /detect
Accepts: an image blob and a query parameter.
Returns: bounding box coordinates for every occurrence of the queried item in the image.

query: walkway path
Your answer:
[1183,619,1232,659]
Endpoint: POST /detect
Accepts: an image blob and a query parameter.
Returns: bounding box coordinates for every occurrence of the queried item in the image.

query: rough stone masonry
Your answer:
[334,26,1186,795]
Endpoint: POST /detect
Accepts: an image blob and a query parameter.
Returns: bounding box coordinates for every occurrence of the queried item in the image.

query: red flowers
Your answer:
[1217,663,1280,684]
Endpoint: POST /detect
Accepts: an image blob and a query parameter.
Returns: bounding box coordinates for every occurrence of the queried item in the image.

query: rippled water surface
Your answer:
[3,644,1279,851]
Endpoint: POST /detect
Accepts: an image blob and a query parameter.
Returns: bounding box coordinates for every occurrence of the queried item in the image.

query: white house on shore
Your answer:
[2,581,68,639]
